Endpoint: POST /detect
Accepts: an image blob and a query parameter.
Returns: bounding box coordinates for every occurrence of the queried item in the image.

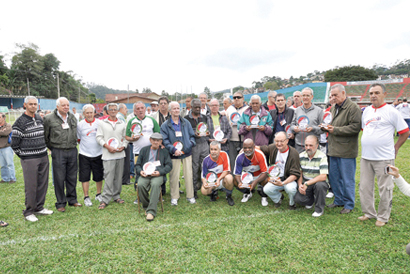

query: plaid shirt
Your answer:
[207,112,232,152]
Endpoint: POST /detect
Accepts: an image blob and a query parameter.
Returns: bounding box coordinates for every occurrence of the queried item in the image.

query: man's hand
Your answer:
[306,127,313,132]
[258,125,265,131]
[288,133,294,139]
[106,145,117,154]
[325,125,334,134]
[293,126,300,133]
[299,184,307,195]
[151,171,160,177]
[387,164,400,179]
[272,178,283,186]
[221,138,227,144]
[140,171,147,177]
[206,131,210,136]
[249,180,257,191]
[215,178,220,188]
[133,134,141,141]
[245,125,252,131]
[117,146,125,152]
[203,182,210,189]
[174,150,182,156]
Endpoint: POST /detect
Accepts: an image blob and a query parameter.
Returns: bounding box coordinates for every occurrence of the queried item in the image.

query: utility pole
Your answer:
[27,78,30,95]
[78,86,80,103]
[57,73,60,98]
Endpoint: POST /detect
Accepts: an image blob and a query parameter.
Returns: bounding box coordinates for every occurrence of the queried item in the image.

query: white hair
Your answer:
[56,97,69,107]
[301,87,314,96]
[82,104,95,112]
[293,91,301,96]
[24,96,38,104]
[210,141,221,148]
[331,84,346,92]
[169,101,180,111]
[250,95,261,103]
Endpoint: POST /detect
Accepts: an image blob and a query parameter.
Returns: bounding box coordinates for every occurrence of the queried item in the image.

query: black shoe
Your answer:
[194,191,198,199]
[289,204,296,210]
[340,208,352,214]
[226,195,235,206]
[327,203,343,208]
[274,200,282,208]
[210,191,218,202]
[280,194,285,201]
[179,190,184,194]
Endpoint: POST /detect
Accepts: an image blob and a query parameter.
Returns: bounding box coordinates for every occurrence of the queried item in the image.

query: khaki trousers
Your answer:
[359,158,394,223]
[169,156,194,200]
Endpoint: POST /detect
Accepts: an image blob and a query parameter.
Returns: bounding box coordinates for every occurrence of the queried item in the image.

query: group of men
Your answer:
[4,82,409,227]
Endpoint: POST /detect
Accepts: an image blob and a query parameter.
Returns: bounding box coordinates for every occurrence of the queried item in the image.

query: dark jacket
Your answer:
[160,116,196,159]
[269,106,295,145]
[262,101,276,112]
[0,122,12,149]
[259,144,301,180]
[207,112,232,152]
[44,109,77,149]
[328,98,362,158]
[135,145,172,176]
[184,113,209,144]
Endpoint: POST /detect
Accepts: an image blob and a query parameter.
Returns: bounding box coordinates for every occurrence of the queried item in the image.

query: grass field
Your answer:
[1,138,410,273]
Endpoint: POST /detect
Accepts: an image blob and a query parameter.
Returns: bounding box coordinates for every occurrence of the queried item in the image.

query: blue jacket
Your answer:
[160,116,196,159]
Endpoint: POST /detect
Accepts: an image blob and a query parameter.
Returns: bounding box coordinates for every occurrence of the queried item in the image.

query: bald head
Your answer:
[243,138,255,157]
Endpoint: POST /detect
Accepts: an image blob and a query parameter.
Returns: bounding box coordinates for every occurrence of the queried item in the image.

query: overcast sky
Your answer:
[1,0,409,95]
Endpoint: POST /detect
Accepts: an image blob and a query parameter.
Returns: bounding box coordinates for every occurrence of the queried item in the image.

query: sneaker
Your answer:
[226,195,235,206]
[25,214,38,222]
[326,192,334,198]
[35,208,53,215]
[95,194,103,202]
[171,199,178,206]
[241,193,253,203]
[261,197,268,207]
[289,204,296,210]
[312,211,323,217]
[133,198,139,205]
[84,197,93,207]
[187,198,196,204]
[305,204,313,209]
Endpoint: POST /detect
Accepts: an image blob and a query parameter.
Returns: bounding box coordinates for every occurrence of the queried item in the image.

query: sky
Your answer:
[1,0,410,95]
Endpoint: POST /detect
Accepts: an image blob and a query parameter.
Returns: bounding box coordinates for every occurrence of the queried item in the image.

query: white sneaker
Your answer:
[241,193,253,203]
[261,197,268,207]
[187,198,196,204]
[326,192,334,198]
[305,204,313,209]
[95,195,103,202]
[25,214,38,222]
[133,198,139,205]
[171,199,178,206]
[84,197,93,207]
[35,208,54,215]
[312,211,323,217]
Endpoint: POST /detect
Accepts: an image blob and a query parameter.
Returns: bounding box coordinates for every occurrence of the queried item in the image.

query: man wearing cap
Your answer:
[201,141,234,205]
[150,101,159,116]
[136,133,172,221]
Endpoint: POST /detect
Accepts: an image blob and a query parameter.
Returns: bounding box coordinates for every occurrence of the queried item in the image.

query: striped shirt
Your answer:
[201,151,230,179]
[234,149,268,177]
[299,149,328,180]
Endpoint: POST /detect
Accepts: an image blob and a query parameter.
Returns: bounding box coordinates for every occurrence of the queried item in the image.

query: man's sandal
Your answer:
[98,203,107,210]
[0,220,8,227]
[114,198,125,204]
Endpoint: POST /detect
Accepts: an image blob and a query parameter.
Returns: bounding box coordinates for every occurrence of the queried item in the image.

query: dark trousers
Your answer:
[52,148,78,209]
[122,144,131,185]
[236,185,266,197]
[294,181,328,214]
[129,143,135,177]
[21,155,49,217]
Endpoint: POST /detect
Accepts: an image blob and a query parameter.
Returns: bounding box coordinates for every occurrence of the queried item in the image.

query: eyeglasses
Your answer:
[233,96,243,99]
[108,109,118,112]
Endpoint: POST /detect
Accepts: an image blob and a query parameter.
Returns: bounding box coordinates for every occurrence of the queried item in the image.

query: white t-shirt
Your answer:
[396,102,410,119]
[127,116,159,155]
[361,103,409,160]
[74,113,81,121]
[274,147,289,178]
[77,118,103,157]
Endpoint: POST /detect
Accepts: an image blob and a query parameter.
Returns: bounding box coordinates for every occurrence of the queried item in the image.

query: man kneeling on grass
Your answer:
[136,133,172,221]
[201,141,234,206]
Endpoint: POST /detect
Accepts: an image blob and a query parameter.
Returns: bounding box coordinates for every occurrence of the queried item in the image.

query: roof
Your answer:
[105,92,161,103]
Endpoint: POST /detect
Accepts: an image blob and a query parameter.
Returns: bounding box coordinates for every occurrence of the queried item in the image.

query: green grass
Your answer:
[1,138,410,273]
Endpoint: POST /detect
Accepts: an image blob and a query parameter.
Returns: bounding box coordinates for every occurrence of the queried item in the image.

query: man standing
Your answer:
[181,96,192,117]
[152,97,171,126]
[146,107,152,116]
[260,132,300,208]
[136,133,172,221]
[185,99,210,198]
[238,95,273,146]
[161,101,196,205]
[0,113,16,184]
[290,87,324,153]
[201,141,234,206]
[199,93,211,115]
[96,103,128,209]
[396,98,410,134]
[269,93,295,146]
[208,99,232,153]
[262,90,277,111]
[117,103,131,186]
[225,92,248,171]
[359,83,409,227]
[44,97,81,212]
[294,135,329,217]
[72,107,81,121]
[234,139,269,204]
[12,96,52,222]
[150,101,159,116]
[77,104,104,206]
[289,91,302,110]
[322,84,361,214]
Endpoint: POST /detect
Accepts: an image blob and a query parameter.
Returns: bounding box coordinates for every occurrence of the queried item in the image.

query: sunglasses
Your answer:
[233,96,243,99]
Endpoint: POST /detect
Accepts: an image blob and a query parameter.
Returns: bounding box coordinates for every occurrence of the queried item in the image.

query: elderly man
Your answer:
[185,98,210,198]
[12,96,52,222]
[201,141,234,205]
[96,103,128,209]
[289,91,302,109]
[136,133,172,221]
[259,132,300,208]
[225,92,249,171]
[262,90,277,111]
[146,107,152,116]
[238,95,273,146]
[290,87,324,153]
[117,103,132,186]
[269,93,295,146]
[181,96,192,117]
[77,104,104,206]
[150,101,159,116]
[294,135,329,217]
[208,99,232,153]
[161,101,197,205]
[0,113,16,184]
[72,107,81,121]
[320,84,361,214]
[223,98,232,112]
[359,83,409,227]
[199,92,211,115]
[286,97,293,108]
[234,139,269,204]
[396,98,410,133]
[44,97,81,212]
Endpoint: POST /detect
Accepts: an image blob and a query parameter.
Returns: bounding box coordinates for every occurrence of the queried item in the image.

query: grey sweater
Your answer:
[290,104,324,147]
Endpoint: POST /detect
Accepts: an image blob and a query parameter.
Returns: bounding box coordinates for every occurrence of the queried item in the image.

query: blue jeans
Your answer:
[328,156,356,210]
[264,181,297,205]
[0,146,16,181]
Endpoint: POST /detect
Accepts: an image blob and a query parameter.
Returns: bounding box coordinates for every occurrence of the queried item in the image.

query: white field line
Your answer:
[0,211,282,246]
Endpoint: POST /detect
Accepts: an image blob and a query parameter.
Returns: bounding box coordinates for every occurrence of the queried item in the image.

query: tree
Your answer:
[88,93,97,103]
[204,86,212,98]
[264,81,279,90]
[324,65,378,82]
[233,86,244,93]
[142,87,152,93]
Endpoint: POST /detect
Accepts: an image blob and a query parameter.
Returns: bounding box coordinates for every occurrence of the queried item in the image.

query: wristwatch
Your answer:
[304,182,309,187]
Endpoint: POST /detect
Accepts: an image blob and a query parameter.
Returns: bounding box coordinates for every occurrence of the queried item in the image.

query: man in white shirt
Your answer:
[72,107,82,121]
[359,83,409,227]
[199,93,211,115]
[396,98,410,137]
[77,104,104,206]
